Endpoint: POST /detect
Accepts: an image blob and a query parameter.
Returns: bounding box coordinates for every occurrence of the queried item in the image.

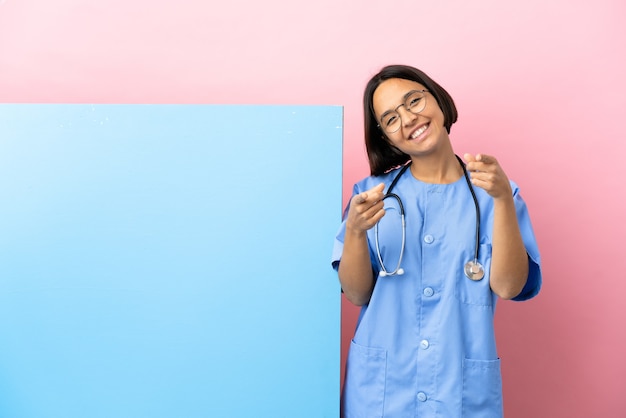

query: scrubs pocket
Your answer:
[342,340,387,418]
[455,244,493,307]
[461,358,503,418]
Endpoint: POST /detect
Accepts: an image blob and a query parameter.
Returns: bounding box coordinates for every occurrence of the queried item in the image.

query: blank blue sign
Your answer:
[0,104,342,418]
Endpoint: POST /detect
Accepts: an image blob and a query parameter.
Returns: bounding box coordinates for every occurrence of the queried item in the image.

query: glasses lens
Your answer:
[406,91,426,114]
[381,112,401,134]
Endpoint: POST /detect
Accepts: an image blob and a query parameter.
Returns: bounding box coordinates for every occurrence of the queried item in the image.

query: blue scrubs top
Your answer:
[332,167,542,418]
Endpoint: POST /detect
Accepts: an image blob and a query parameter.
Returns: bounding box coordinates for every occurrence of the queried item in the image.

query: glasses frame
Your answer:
[378,89,429,134]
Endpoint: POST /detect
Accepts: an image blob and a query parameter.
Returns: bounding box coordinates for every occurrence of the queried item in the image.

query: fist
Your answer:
[463,153,512,199]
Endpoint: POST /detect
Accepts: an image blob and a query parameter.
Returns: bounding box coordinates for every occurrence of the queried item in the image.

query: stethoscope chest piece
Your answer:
[464,260,485,281]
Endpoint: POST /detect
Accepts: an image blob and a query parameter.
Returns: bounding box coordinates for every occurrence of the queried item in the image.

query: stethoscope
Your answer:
[374,155,485,281]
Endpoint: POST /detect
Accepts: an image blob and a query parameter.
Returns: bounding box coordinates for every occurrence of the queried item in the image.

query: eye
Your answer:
[382,113,399,128]
[407,94,423,109]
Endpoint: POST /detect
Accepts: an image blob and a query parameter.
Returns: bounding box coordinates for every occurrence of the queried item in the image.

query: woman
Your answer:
[332,65,542,417]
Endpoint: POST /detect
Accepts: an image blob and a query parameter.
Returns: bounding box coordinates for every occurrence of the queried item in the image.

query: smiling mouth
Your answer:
[411,124,429,139]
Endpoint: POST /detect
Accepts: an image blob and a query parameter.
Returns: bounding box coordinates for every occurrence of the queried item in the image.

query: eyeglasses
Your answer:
[378,89,428,134]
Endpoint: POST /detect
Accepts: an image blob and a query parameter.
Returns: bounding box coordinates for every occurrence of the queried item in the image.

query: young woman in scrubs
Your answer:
[332,65,542,417]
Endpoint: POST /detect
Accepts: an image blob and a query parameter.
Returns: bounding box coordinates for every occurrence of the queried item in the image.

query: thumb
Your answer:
[354,192,368,204]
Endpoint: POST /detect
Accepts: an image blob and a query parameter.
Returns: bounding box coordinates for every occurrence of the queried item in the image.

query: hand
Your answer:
[345,183,386,233]
[463,153,512,199]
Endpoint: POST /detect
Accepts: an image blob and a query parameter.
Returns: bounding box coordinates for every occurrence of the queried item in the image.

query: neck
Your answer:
[409,153,463,184]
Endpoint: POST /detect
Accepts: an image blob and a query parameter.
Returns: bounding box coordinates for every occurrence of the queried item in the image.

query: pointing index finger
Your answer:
[476,154,496,164]
[355,183,385,205]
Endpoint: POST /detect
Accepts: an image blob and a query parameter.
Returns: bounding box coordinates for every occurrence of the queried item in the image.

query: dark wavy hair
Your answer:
[364,65,458,176]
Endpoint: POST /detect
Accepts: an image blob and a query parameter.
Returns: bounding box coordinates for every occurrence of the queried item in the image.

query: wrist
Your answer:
[344,225,368,239]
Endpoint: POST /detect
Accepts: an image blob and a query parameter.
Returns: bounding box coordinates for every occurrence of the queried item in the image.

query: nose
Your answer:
[397,105,418,128]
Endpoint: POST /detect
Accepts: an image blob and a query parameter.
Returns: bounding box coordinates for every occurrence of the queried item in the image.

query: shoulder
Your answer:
[352,166,405,194]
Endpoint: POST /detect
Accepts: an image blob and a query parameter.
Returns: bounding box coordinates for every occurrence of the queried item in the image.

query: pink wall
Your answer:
[2,0,625,416]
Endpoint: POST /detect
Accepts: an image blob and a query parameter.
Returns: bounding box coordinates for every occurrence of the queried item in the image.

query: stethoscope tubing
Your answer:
[374,193,406,277]
[457,155,481,265]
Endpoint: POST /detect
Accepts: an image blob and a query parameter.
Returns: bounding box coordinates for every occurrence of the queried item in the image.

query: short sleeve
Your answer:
[330,181,380,274]
[331,183,358,272]
[510,183,542,301]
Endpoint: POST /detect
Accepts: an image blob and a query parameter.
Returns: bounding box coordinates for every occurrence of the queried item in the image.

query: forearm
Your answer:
[490,197,529,299]
[338,229,375,306]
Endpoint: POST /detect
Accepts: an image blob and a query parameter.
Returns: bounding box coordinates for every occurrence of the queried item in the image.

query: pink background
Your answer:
[2,0,625,416]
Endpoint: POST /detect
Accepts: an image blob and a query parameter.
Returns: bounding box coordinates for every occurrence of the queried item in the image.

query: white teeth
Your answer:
[411,124,428,139]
